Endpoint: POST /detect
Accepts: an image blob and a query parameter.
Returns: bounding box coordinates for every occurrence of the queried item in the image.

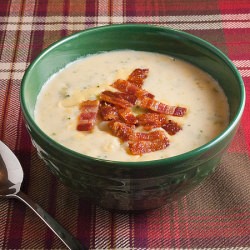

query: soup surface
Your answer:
[35,50,229,161]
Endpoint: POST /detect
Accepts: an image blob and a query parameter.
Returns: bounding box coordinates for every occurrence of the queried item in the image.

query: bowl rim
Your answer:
[20,24,246,168]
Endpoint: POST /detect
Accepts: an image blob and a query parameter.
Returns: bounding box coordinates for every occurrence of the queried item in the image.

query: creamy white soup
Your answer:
[35,50,229,161]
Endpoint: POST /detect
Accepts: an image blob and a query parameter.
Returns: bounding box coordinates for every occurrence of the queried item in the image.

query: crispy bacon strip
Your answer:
[137,113,168,130]
[128,137,169,155]
[77,100,99,131]
[109,121,135,141]
[100,102,138,125]
[129,130,166,141]
[127,68,149,88]
[136,96,186,117]
[137,113,182,134]
[99,90,133,108]
[117,108,138,125]
[112,79,154,99]
[116,92,137,105]
[162,120,182,135]
[99,102,119,121]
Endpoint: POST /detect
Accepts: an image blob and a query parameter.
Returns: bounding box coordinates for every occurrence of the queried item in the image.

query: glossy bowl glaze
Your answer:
[21,25,245,210]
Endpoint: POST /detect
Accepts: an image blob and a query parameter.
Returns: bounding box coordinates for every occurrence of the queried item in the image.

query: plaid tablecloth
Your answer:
[1,0,250,249]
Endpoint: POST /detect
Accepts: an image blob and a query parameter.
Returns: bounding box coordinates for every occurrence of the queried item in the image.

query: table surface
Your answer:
[1,0,250,249]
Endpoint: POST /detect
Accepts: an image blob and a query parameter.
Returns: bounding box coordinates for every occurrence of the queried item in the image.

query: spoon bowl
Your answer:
[0,140,85,250]
[0,141,23,196]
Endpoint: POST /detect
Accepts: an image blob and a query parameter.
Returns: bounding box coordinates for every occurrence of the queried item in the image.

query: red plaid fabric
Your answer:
[1,0,250,249]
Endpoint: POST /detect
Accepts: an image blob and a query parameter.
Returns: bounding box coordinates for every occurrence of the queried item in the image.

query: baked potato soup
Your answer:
[35,50,229,161]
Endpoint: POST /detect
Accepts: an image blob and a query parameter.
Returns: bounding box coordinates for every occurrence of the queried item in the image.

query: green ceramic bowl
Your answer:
[21,24,245,211]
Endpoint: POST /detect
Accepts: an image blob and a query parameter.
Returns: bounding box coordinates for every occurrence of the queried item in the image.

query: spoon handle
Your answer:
[14,191,86,250]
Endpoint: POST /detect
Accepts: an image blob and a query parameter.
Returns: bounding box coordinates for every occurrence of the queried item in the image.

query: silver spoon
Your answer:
[0,140,86,250]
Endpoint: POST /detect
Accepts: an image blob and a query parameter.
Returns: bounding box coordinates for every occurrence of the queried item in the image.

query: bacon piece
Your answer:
[109,121,135,141]
[77,100,99,131]
[136,96,186,117]
[172,107,187,117]
[129,130,166,141]
[100,101,138,125]
[99,102,119,121]
[117,108,138,125]
[137,113,168,130]
[127,68,149,88]
[137,113,182,133]
[162,120,182,135]
[101,91,137,105]
[99,90,133,108]
[116,92,137,105]
[112,79,154,99]
[128,137,169,155]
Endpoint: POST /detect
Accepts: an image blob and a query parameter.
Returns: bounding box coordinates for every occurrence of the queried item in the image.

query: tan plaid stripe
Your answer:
[1,21,250,31]
[2,13,250,22]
